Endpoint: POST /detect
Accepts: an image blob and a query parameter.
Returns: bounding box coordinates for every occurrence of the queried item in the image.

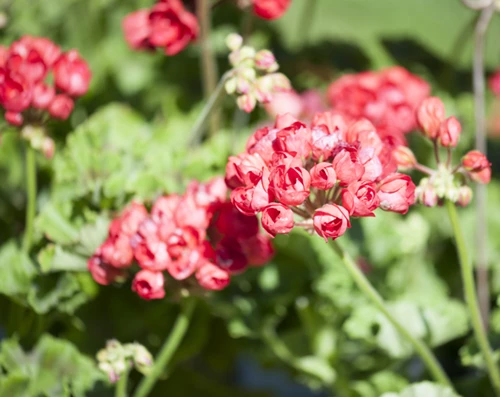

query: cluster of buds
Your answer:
[237,0,292,20]
[224,33,291,113]
[122,0,199,56]
[0,36,91,157]
[407,97,491,207]
[97,340,153,383]
[88,177,274,299]
[225,111,416,242]
[327,67,430,152]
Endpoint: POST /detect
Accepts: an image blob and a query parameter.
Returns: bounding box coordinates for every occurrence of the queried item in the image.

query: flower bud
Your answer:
[224,77,237,95]
[5,111,23,126]
[48,94,74,120]
[392,145,416,170]
[236,75,251,94]
[255,50,278,72]
[225,33,243,52]
[438,116,461,148]
[457,185,473,207]
[131,344,153,374]
[417,97,446,139]
[237,94,257,113]
[462,150,490,172]
[238,45,256,62]
[261,203,294,236]
[420,183,438,207]
[313,204,351,242]
[310,162,337,190]
[42,137,55,159]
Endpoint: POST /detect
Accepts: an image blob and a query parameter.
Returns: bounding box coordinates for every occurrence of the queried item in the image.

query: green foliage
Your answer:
[380,382,462,397]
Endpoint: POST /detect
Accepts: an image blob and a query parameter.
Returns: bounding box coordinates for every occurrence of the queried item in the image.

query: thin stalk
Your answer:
[22,145,36,252]
[473,3,495,329]
[189,72,230,146]
[445,200,500,395]
[329,240,453,388]
[115,367,130,397]
[133,299,197,397]
[197,0,220,136]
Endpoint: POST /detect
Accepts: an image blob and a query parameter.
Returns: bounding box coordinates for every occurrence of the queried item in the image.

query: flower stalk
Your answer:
[329,239,453,388]
[445,200,500,395]
[22,144,37,252]
[133,298,197,397]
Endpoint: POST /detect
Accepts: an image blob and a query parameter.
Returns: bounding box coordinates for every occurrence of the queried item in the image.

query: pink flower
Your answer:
[253,0,291,20]
[332,146,365,186]
[215,237,248,274]
[100,234,134,268]
[88,255,125,286]
[341,181,379,217]
[438,116,461,148]
[230,180,271,216]
[48,94,74,120]
[416,97,445,139]
[377,173,415,214]
[490,71,500,96]
[196,262,230,290]
[122,10,152,50]
[53,50,92,97]
[149,0,199,56]
[310,162,337,190]
[5,111,22,126]
[32,83,55,109]
[132,270,165,300]
[0,72,31,112]
[213,202,259,239]
[265,90,304,119]
[269,164,311,206]
[313,204,351,241]
[392,145,416,170]
[241,234,274,266]
[462,150,491,172]
[261,203,294,236]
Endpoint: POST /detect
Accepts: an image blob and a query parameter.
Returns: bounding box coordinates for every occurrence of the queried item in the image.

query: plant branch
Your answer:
[189,72,230,146]
[22,145,36,252]
[329,239,453,388]
[197,0,220,136]
[133,298,197,397]
[473,2,495,329]
[445,200,500,395]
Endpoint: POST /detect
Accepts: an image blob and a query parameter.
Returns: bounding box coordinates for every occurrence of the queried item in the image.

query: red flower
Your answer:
[48,94,74,120]
[269,164,310,206]
[132,270,165,300]
[230,179,271,216]
[32,83,55,109]
[310,162,337,190]
[241,234,274,266]
[377,173,415,214]
[261,203,294,237]
[0,72,31,112]
[438,116,461,148]
[196,262,230,291]
[332,146,365,186]
[5,111,22,126]
[53,50,92,97]
[462,150,492,184]
[149,0,199,56]
[88,254,125,285]
[122,10,152,50]
[253,0,291,20]
[342,181,379,217]
[313,204,351,242]
[100,234,134,268]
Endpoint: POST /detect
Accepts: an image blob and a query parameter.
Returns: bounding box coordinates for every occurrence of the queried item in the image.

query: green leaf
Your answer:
[0,242,37,297]
[36,202,79,245]
[380,381,462,397]
[295,356,336,385]
[37,245,88,274]
[0,335,104,396]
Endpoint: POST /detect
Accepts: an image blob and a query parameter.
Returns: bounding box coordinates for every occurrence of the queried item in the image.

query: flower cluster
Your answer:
[265,89,326,121]
[327,67,430,149]
[122,0,198,56]
[225,111,416,242]
[224,33,291,113]
[97,340,153,383]
[252,0,291,20]
[409,97,491,207]
[88,177,274,299]
[0,36,91,153]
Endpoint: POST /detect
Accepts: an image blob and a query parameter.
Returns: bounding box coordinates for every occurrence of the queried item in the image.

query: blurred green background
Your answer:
[0,0,500,396]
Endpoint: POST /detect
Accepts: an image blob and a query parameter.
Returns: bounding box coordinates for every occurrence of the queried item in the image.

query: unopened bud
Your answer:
[224,76,237,95]
[237,94,257,113]
[392,146,416,170]
[438,116,461,148]
[255,50,278,72]
[238,46,256,63]
[225,33,243,52]
[457,185,473,207]
[236,76,251,94]
[462,150,490,172]
[417,97,446,140]
[421,184,438,207]
[131,344,153,374]
[42,137,55,159]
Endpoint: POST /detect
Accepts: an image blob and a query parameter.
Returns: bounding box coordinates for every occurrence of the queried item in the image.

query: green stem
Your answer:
[446,200,500,395]
[329,240,453,388]
[22,145,36,252]
[115,367,130,397]
[133,299,197,397]
[197,0,220,136]
[189,72,230,146]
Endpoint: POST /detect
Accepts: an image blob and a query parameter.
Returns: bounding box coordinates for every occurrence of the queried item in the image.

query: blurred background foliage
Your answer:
[0,0,500,396]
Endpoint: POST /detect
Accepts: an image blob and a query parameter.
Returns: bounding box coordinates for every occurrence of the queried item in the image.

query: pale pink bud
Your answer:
[392,146,417,170]
[438,116,461,148]
[457,185,473,207]
[417,97,446,139]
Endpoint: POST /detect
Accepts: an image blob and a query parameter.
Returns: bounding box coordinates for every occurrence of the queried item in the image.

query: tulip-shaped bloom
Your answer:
[261,203,294,236]
[132,270,165,300]
[416,97,446,140]
[313,204,351,242]
[377,173,415,214]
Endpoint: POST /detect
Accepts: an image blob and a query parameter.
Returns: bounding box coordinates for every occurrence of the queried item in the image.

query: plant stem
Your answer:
[115,367,130,397]
[133,298,197,397]
[22,145,36,252]
[473,3,495,329]
[197,0,220,137]
[189,72,230,146]
[445,200,500,395]
[328,240,453,388]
